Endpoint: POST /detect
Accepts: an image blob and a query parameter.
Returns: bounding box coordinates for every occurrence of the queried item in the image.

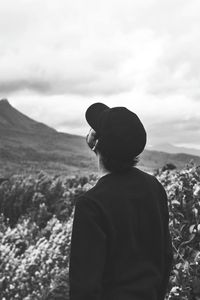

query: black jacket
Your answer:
[69,168,173,300]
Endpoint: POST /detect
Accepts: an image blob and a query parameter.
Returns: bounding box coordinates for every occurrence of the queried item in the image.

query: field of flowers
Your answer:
[0,171,97,300]
[0,164,200,299]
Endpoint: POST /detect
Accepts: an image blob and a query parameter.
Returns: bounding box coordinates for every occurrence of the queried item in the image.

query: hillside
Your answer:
[140,149,200,172]
[0,99,200,176]
[0,99,96,175]
[0,99,56,134]
[149,143,200,157]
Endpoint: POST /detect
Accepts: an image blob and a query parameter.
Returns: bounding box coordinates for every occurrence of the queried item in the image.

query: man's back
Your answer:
[69,167,173,300]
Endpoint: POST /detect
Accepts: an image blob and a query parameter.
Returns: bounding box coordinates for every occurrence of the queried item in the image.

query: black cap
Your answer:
[85,102,146,160]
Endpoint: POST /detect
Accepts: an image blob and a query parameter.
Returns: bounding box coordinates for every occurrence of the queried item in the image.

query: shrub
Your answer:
[157,163,200,299]
[1,165,200,299]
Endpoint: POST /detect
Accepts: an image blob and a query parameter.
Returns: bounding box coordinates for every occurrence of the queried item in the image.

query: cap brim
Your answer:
[85,102,109,132]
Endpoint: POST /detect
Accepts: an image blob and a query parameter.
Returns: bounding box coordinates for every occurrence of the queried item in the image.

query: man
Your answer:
[69,103,173,300]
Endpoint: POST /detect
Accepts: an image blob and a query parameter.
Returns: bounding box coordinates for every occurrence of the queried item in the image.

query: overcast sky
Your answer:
[1,0,200,149]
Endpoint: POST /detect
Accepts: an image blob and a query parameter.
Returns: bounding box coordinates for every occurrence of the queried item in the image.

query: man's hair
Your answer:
[99,148,139,173]
[91,135,139,173]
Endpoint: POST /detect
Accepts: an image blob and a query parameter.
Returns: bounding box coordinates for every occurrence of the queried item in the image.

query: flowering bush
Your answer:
[0,165,200,299]
[0,171,97,228]
[157,163,200,300]
[0,213,73,299]
[0,172,97,300]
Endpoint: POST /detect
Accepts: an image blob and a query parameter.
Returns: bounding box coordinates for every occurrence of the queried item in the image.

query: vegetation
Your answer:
[156,163,200,299]
[0,165,200,299]
[0,172,97,300]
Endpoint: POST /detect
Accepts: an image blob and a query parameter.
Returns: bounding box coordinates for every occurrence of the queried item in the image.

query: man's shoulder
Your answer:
[135,168,166,192]
[77,168,164,201]
[80,182,103,201]
[76,182,102,205]
[134,167,159,183]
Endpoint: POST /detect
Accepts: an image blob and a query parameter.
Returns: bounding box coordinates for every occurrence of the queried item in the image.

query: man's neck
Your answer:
[99,169,110,178]
[97,153,111,178]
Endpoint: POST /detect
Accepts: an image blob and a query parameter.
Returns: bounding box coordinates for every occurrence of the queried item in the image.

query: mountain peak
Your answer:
[0,98,56,134]
[0,98,10,106]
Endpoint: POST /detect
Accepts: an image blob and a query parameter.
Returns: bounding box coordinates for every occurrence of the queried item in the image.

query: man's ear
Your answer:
[92,139,99,152]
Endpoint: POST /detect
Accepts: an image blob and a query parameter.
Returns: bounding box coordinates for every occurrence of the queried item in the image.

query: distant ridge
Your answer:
[148,143,200,157]
[0,99,200,175]
[0,98,56,134]
[0,98,96,175]
[140,149,200,172]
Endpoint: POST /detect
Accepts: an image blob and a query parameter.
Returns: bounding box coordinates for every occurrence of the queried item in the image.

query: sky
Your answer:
[0,0,200,149]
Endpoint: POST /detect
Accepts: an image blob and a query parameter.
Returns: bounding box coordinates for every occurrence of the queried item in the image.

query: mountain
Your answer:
[0,99,200,176]
[0,99,96,175]
[0,98,56,134]
[148,143,200,157]
[140,149,200,172]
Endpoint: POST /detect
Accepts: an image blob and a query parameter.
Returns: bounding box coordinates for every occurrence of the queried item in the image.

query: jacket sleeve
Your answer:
[158,182,174,300]
[69,195,107,300]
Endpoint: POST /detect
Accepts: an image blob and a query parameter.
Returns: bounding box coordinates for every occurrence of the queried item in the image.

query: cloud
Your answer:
[0,0,135,96]
[1,0,200,149]
[145,1,200,99]
[148,117,200,146]
[0,80,51,94]
[2,0,199,98]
